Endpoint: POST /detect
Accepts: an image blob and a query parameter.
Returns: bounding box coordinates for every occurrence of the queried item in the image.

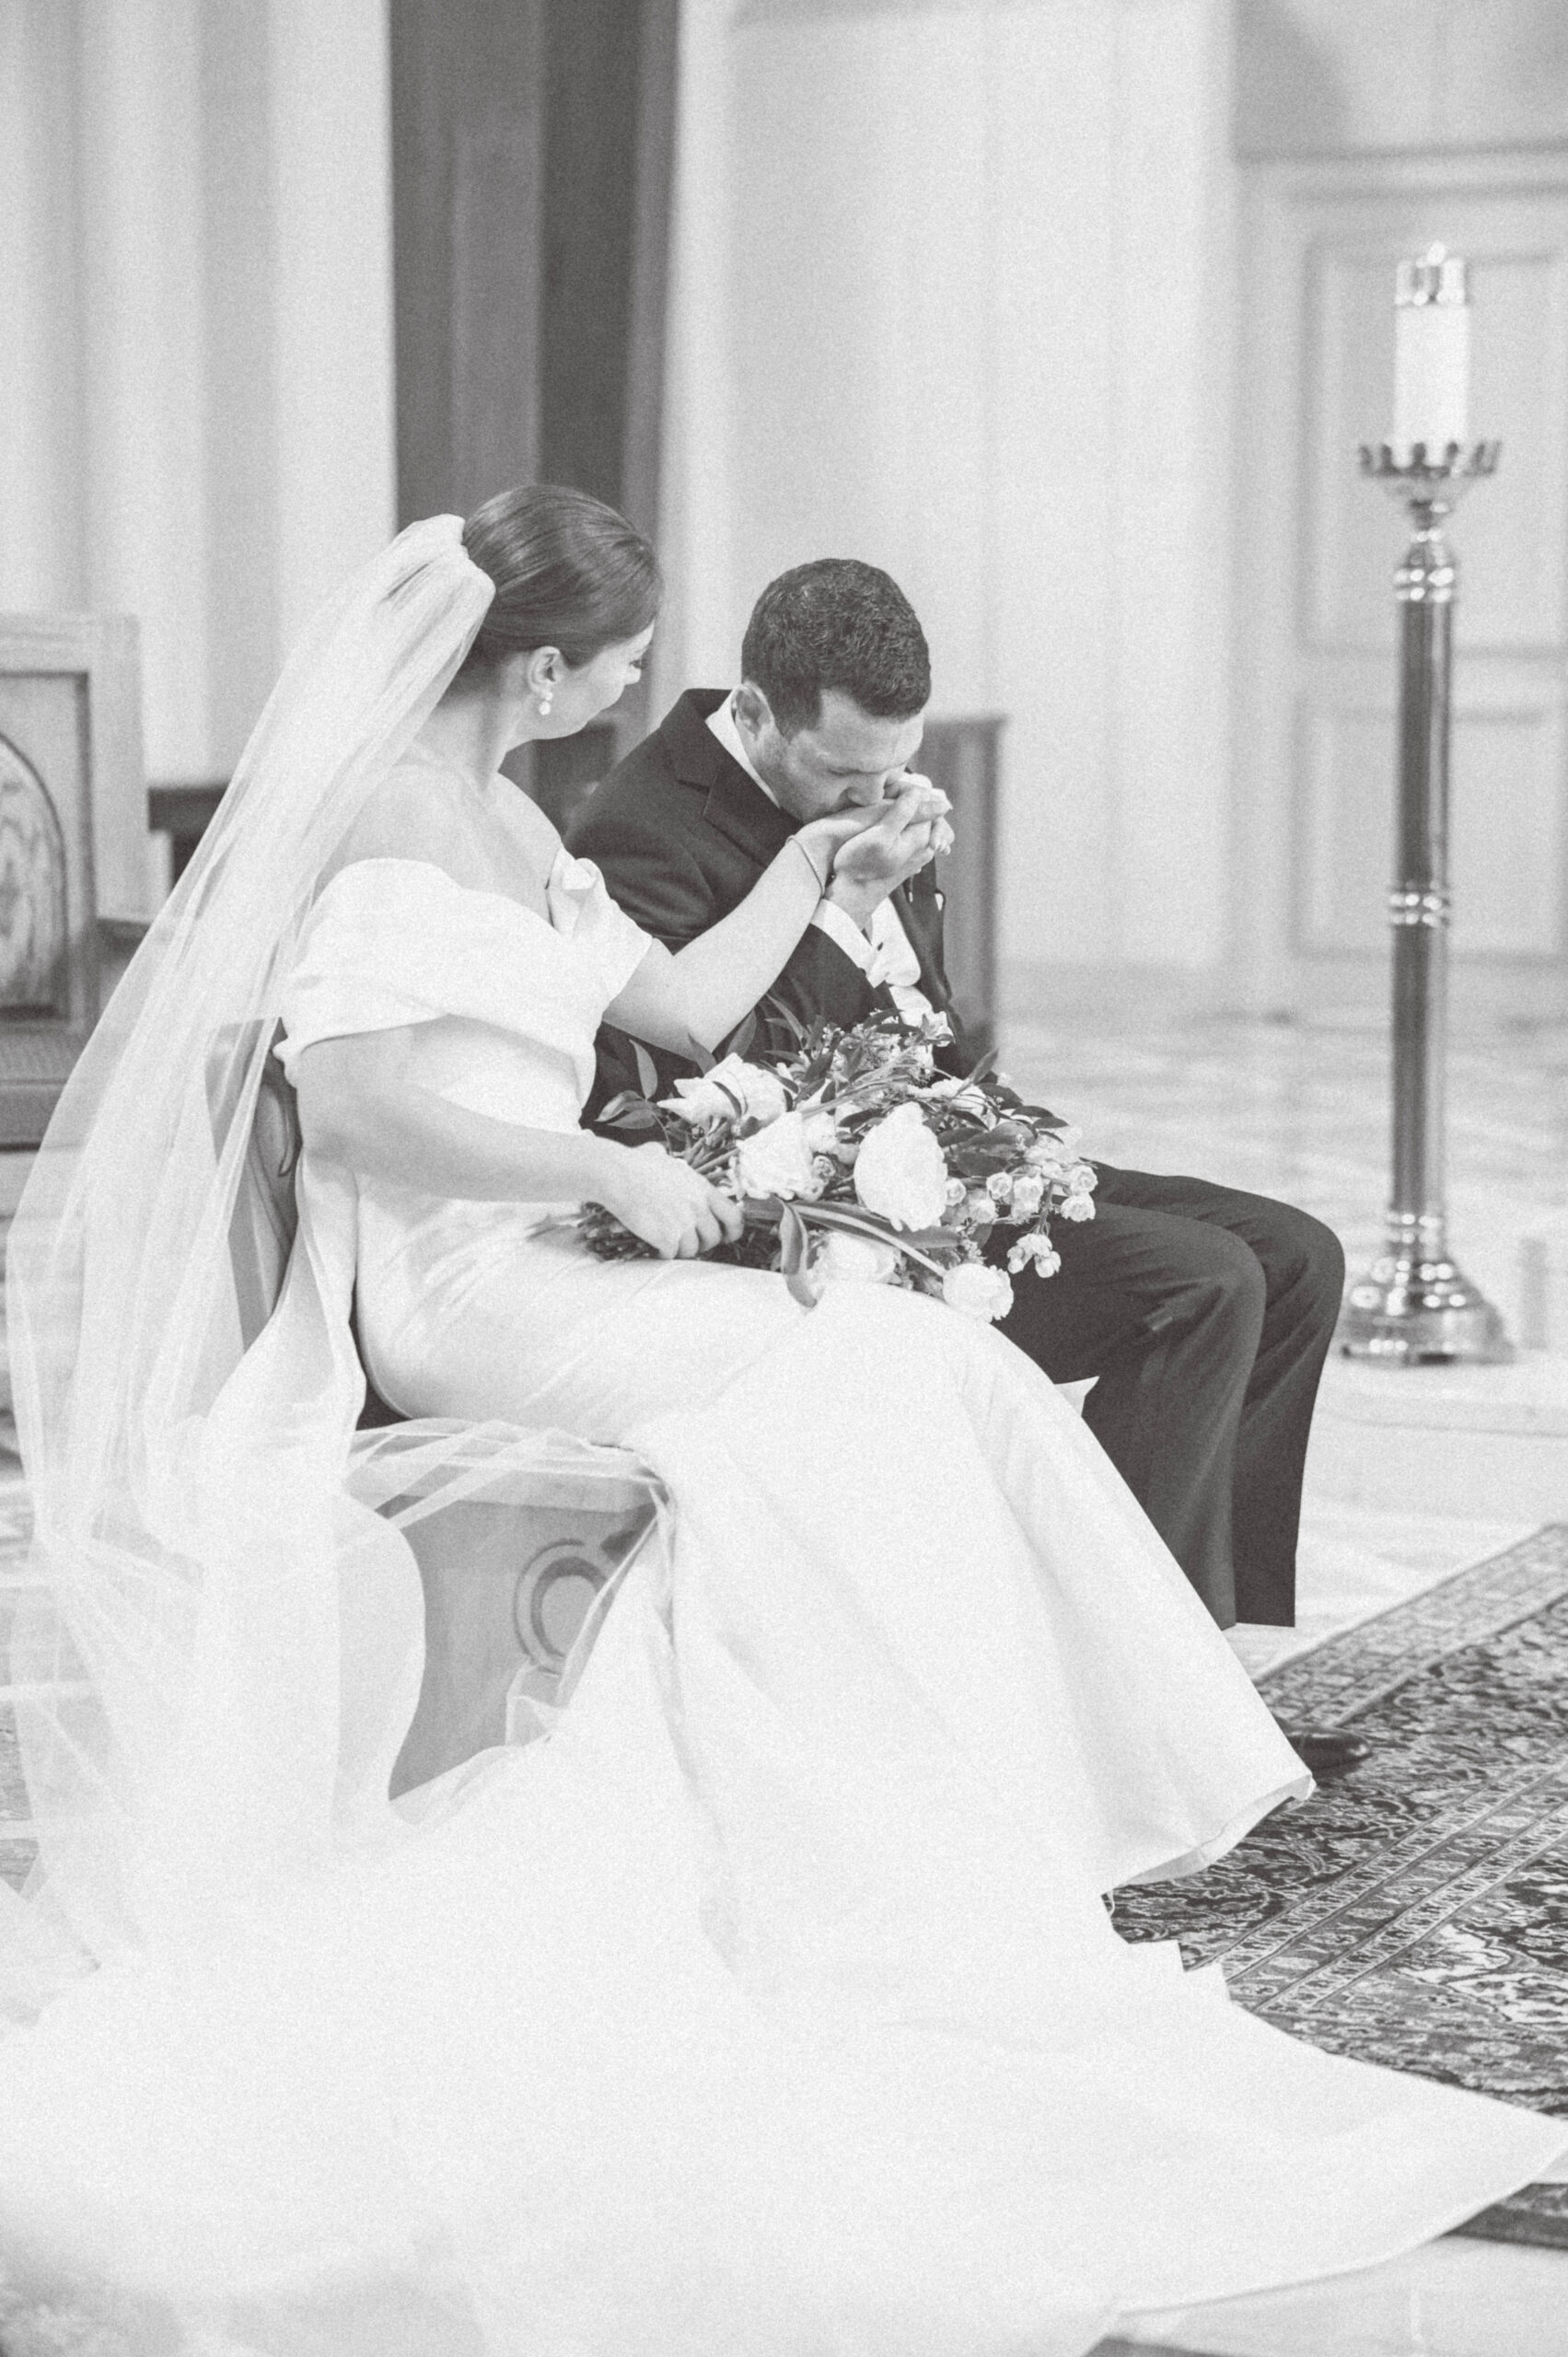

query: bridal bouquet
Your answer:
[581,1009,1096,1322]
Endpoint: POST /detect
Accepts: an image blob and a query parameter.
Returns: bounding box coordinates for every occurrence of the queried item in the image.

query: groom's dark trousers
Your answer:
[570,691,1344,1631]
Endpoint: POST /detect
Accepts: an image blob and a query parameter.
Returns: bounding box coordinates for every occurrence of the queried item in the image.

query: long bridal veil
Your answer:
[0,517,667,2022]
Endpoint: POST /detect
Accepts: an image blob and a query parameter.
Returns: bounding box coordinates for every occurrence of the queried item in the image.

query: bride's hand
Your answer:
[794,803,892,879]
[796,778,952,886]
[598,1142,745,1260]
[803,775,953,927]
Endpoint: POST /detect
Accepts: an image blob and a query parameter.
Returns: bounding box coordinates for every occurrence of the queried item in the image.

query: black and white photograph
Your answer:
[0,4,1566,2352]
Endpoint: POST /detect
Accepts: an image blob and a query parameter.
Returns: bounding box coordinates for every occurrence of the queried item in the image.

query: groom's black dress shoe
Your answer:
[1275,1723,1371,1779]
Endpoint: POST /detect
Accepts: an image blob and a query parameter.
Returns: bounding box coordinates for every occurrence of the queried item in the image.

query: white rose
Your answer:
[1057,1191,1095,1223]
[1066,1163,1098,1195]
[730,1061,791,1125]
[802,1109,840,1154]
[814,1232,900,1289]
[985,1170,1014,1206]
[1006,1232,1063,1277]
[852,1104,950,1231]
[941,1262,1016,1322]
[734,1110,818,1201]
[1010,1172,1045,1220]
[925,1077,991,1117]
[659,1055,788,1127]
[657,1074,730,1124]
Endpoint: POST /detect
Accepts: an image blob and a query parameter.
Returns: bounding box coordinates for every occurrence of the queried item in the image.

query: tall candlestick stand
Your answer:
[1339,441,1512,1364]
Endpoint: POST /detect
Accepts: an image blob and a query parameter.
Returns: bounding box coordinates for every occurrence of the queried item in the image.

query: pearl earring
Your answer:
[538,689,553,717]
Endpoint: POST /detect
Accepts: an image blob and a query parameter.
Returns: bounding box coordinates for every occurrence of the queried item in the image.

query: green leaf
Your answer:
[778,1202,818,1306]
[789,1200,954,1281]
[946,1139,1016,1177]
[727,1009,758,1060]
[599,1098,664,1136]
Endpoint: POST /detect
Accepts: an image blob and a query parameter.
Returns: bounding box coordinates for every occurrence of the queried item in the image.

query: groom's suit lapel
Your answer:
[662,692,796,870]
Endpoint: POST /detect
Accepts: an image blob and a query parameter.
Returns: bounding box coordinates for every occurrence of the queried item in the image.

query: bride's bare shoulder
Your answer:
[323,764,558,902]
[327,767,464,873]
[486,774,563,868]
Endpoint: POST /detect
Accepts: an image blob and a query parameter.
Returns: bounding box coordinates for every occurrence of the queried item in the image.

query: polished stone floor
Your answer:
[1001,1008,1568,1348]
[999,1011,1568,2357]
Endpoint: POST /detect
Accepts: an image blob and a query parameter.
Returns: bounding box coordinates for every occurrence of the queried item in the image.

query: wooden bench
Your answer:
[228,1036,655,1798]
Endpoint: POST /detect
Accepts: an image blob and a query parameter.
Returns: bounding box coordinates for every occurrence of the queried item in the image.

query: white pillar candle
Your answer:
[1392,245,1469,461]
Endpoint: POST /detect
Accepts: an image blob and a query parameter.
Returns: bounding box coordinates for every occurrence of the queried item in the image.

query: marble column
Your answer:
[76,0,212,798]
[0,1,87,613]
[266,0,396,657]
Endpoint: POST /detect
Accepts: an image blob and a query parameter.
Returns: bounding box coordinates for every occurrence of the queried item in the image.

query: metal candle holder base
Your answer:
[1343,1220,1511,1364]
[1338,442,1513,1367]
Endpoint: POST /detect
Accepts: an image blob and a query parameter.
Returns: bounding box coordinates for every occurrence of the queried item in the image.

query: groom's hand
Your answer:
[824,773,952,932]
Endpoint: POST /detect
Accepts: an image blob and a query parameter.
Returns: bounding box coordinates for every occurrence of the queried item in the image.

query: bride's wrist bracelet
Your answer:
[791,834,831,895]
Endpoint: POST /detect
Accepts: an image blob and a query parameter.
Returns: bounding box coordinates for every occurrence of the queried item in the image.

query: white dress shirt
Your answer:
[705,692,936,1025]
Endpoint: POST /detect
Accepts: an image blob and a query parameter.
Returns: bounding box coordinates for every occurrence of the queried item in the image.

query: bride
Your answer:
[0,490,1559,2357]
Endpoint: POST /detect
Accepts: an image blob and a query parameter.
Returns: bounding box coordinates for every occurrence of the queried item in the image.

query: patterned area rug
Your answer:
[1113,1525,1568,2250]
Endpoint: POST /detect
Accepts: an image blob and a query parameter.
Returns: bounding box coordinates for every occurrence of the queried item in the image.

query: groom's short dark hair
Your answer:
[740,560,930,737]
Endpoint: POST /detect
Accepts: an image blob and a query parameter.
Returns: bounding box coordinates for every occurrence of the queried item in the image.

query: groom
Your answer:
[571,561,1354,1759]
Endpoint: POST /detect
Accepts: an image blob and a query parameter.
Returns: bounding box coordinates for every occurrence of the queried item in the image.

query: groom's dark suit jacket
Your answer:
[571,689,971,1116]
[569,688,1345,1633]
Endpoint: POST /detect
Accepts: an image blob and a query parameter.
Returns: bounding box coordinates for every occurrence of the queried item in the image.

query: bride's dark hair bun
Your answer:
[460,483,661,672]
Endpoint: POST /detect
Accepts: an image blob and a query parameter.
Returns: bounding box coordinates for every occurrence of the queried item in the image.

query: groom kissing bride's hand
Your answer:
[584,760,954,1262]
[820,770,953,932]
[589,788,940,1263]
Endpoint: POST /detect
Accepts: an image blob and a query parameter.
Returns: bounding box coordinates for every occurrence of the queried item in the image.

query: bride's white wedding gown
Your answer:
[0,846,1561,2357]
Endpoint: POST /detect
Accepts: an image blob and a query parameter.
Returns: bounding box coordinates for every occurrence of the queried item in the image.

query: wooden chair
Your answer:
[0,616,145,1145]
[224,1033,655,1796]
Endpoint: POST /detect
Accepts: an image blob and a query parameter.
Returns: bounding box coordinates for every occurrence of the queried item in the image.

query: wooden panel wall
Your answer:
[390,0,545,520]
[389,0,678,802]
[1236,1,1568,159]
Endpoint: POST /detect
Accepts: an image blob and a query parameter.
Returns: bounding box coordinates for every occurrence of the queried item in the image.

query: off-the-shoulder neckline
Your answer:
[321,850,593,930]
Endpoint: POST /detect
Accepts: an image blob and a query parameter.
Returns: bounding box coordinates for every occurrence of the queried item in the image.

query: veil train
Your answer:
[0,517,668,2021]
